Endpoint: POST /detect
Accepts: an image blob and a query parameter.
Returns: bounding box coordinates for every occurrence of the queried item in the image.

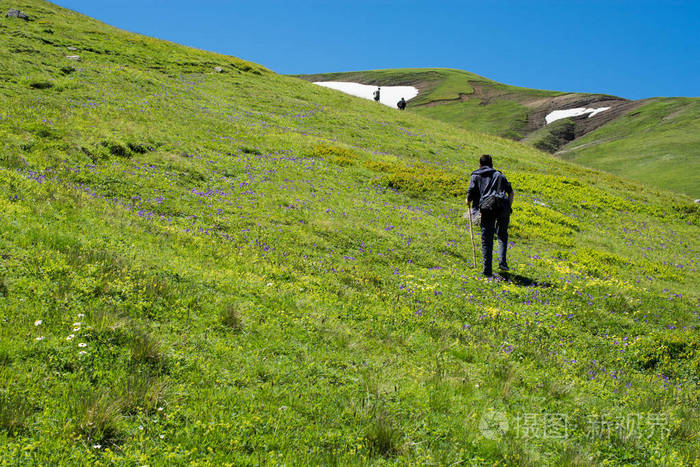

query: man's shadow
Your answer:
[496,271,552,288]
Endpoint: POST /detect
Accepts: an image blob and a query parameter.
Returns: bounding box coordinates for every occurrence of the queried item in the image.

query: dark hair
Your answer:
[479,154,493,167]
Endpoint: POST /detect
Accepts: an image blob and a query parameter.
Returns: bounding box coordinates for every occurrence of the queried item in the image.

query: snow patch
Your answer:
[545,107,610,125]
[313,81,419,108]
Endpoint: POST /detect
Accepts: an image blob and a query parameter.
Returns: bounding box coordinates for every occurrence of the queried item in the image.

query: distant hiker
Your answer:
[466,154,514,277]
[397,97,406,110]
[373,87,381,102]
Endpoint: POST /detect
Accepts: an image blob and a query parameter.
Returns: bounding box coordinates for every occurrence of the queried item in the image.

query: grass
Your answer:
[295,68,483,105]
[0,0,699,464]
[557,98,700,198]
[297,68,561,139]
[523,118,576,153]
[297,69,700,198]
[220,303,244,332]
[416,99,531,139]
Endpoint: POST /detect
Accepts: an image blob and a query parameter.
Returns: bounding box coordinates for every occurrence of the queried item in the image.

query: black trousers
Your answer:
[480,209,510,275]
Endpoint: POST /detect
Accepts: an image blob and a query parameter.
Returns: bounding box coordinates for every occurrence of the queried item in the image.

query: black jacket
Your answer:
[467,166,513,211]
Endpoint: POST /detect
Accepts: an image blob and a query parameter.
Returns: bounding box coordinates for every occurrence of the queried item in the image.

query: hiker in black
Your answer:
[397,97,406,110]
[373,87,381,102]
[466,154,514,276]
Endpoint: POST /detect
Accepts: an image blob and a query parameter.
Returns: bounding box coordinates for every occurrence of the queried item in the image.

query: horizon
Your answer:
[51,0,699,100]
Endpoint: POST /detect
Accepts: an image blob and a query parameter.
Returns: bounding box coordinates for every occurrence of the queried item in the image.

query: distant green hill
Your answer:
[297,69,700,197]
[1,1,699,465]
[557,98,700,197]
[298,68,564,139]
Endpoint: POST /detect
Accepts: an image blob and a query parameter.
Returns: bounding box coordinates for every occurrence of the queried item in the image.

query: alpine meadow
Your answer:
[0,1,699,465]
[298,69,700,199]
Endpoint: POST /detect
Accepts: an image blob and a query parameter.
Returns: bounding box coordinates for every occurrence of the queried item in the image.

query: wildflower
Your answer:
[159,434,165,439]
[78,342,87,348]
[73,322,81,327]
[78,350,87,355]
[34,319,43,326]
[35,336,45,341]
[157,407,164,412]
[77,313,85,318]
[66,334,74,341]
[93,444,101,449]
[138,425,144,430]
[266,282,273,286]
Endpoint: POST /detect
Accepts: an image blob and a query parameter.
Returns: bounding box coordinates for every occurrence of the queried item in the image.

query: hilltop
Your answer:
[297,69,700,198]
[1,1,699,464]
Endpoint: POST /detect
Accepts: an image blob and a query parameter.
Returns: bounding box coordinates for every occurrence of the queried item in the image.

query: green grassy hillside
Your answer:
[557,98,700,198]
[298,68,564,139]
[1,1,699,464]
[298,69,700,198]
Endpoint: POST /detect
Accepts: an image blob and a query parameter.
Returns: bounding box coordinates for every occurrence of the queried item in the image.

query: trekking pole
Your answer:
[467,202,477,268]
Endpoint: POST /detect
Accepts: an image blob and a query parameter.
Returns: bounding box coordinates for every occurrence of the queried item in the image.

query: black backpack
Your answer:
[479,195,508,214]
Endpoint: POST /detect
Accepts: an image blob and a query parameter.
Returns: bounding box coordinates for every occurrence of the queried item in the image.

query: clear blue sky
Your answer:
[54,0,699,99]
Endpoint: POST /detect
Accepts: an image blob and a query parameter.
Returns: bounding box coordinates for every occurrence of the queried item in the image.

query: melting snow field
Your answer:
[313,81,419,108]
[545,107,610,124]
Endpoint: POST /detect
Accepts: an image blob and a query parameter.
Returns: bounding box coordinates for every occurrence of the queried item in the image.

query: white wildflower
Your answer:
[157,407,164,412]
[34,320,42,326]
[92,444,101,449]
[73,322,81,327]
[138,425,144,430]
[266,282,274,286]
[78,350,87,355]
[77,313,85,318]
[35,336,45,341]
[66,334,75,341]
[78,342,87,348]
[159,434,164,439]
[73,327,80,332]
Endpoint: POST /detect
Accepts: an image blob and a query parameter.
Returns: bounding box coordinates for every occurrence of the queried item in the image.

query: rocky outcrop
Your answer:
[6,9,30,20]
[521,95,645,152]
